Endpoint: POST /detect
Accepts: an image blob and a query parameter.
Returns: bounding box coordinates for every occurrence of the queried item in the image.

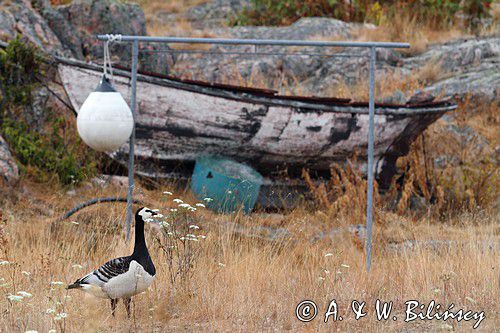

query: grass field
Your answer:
[0,181,498,332]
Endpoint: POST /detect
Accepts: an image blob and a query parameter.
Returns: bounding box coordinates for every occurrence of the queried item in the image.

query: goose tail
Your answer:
[66,283,82,290]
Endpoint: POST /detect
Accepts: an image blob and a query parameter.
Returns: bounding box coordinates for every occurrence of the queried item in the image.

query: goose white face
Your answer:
[138,207,159,221]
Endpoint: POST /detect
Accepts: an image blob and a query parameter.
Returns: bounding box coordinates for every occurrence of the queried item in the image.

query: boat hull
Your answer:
[58,60,455,187]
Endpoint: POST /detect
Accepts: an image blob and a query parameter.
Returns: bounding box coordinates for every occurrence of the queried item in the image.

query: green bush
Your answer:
[231,0,492,30]
[0,38,97,185]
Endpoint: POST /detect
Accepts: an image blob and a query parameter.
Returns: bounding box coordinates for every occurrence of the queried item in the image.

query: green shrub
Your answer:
[0,38,97,185]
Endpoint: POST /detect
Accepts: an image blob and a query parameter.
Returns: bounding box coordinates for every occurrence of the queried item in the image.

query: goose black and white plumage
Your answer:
[67,207,157,316]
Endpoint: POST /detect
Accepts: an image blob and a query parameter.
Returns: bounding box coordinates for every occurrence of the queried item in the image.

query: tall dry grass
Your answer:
[0,181,498,332]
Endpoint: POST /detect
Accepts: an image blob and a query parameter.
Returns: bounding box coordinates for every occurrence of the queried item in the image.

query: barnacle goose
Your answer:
[67,207,157,317]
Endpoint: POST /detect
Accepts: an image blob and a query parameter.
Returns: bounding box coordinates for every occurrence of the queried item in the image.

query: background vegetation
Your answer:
[0,38,97,186]
[232,0,494,33]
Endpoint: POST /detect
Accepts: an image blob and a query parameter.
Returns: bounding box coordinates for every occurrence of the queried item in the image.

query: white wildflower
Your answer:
[70,221,79,225]
[203,197,213,202]
[198,235,207,239]
[155,213,164,218]
[22,271,31,276]
[433,288,441,294]
[318,276,326,281]
[72,264,83,269]
[324,253,333,257]
[227,190,232,194]
[54,315,62,321]
[159,221,170,228]
[341,264,350,268]
[195,203,205,208]
[188,207,197,212]
[218,262,226,267]
[17,291,32,298]
[7,294,23,302]
[46,308,56,314]
[163,191,173,195]
[189,225,200,229]
[0,260,10,266]
[170,208,178,212]
[58,312,68,319]
[183,234,198,241]
[50,281,64,286]
[324,269,330,275]
[178,203,191,208]
[173,198,183,203]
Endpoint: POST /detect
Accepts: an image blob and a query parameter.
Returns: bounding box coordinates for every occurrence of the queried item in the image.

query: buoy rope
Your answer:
[102,34,122,84]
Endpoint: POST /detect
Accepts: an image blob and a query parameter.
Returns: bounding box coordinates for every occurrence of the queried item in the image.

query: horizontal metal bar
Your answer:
[138,49,368,58]
[97,35,410,49]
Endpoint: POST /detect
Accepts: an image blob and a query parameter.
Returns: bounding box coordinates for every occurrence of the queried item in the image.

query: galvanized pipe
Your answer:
[365,46,376,271]
[97,35,410,49]
[125,39,139,241]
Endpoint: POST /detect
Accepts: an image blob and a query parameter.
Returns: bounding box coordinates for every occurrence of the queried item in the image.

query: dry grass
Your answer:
[353,14,469,55]
[0,180,498,332]
[134,0,206,15]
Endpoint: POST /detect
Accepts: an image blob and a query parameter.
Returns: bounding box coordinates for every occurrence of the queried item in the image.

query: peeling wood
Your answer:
[57,60,456,187]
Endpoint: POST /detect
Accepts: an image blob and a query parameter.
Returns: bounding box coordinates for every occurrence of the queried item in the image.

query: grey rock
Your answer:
[176,20,498,101]
[1,0,175,74]
[31,86,50,130]
[91,174,128,188]
[176,18,364,86]
[407,89,435,104]
[382,90,406,104]
[217,17,354,40]
[185,0,252,29]
[0,135,19,184]
[0,0,66,55]
[406,37,500,101]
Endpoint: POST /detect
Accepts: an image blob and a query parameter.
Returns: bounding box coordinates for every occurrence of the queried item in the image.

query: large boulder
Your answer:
[0,135,19,185]
[0,0,174,74]
[176,20,498,102]
[185,0,252,29]
[0,0,67,55]
[38,0,175,74]
[405,37,500,101]
[175,17,366,85]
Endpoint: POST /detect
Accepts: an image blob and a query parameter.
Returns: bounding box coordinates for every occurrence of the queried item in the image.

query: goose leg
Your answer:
[124,298,131,318]
[110,299,118,317]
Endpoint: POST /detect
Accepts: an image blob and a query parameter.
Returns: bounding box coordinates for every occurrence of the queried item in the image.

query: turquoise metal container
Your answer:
[191,156,263,214]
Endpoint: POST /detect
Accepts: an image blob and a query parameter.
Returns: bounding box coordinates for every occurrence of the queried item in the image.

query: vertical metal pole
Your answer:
[126,39,139,241]
[365,46,376,272]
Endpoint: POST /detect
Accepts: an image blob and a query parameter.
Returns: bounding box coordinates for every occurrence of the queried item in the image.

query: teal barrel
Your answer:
[191,156,263,214]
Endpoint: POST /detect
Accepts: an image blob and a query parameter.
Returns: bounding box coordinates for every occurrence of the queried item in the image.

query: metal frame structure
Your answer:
[96,34,410,271]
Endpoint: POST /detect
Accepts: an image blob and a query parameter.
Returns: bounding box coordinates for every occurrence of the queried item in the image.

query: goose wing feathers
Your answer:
[74,256,132,286]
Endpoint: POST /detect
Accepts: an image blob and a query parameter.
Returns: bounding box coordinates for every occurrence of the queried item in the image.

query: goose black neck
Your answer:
[132,213,148,258]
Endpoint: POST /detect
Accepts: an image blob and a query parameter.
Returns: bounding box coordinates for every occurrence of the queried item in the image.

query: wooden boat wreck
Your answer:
[57,57,457,189]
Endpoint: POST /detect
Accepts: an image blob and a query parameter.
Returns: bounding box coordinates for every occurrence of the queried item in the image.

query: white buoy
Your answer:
[77,75,133,152]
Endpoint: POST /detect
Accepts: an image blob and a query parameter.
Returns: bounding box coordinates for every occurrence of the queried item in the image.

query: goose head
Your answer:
[136,207,159,222]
